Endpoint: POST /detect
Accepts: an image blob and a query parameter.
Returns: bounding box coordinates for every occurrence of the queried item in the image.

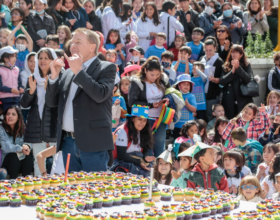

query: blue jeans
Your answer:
[148,119,166,157]
[0,168,7,180]
[61,135,109,172]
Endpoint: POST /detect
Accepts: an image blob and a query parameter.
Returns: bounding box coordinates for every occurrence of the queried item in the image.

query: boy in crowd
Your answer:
[191,62,207,120]
[161,51,176,85]
[259,112,280,146]
[171,46,193,76]
[231,127,263,174]
[127,45,146,66]
[144,32,166,61]
[187,142,229,192]
[160,0,184,48]
[7,22,33,71]
[207,104,225,131]
[19,0,33,26]
[187,28,205,63]
[45,35,60,49]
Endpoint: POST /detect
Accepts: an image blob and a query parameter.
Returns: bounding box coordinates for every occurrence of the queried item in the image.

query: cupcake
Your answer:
[215,201,223,214]
[44,207,55,220]
[194,189,202,199]
[25,193,38,206]
[75,174,86,184]
[176,208,185,220]
[161,188,172,201]
[10,180,18,192]
[157,211,167,220]
[104,172,115,181]
[192,205,203,219]
[131,191,141,204]
[16,181,25,190]
[68,175,76,185]
[50,177,61,188]
[42,177,51,189]
[201,204,211,217]
[102,195,113,207]
[85,198,94,210]
[140,190,149,203]
[165,209,176,220]
[131,181,140,189]
[66,212,80,220]
[183,207,193,220]
[152,188,161,202]
[23,180,34,191]
[144,199,155,207]
[54,209,68,220]
[0,195,9,206]
[33,178,42,190]
[184,188,194,201]
[93,193,103,208]
[173,187,184,201]
[10,194,22,207]
[146,212,158,220]
[222,200,231,213]
[76,199,86,210]
[113,193,122,206]
[209,202,217,215]
[121,192,132,205]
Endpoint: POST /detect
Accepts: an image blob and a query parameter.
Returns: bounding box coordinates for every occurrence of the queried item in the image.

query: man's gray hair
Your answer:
[73,28,100,55]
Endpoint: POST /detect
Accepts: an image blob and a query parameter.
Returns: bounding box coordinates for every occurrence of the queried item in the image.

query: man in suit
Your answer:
[46,28,116,172]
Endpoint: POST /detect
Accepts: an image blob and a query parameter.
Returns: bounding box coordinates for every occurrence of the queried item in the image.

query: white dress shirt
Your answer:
[49,56,96,132]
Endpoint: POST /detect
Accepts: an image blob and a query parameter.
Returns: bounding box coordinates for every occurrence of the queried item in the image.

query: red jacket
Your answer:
[187,163,229,193]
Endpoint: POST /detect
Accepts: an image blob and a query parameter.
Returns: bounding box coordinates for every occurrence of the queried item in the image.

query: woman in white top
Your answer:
[95,0,111,17]
[101,0,131,43]
[136,2,163,52]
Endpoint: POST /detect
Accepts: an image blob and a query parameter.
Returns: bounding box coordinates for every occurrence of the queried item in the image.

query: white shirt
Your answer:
[256,163,270,182]
[145,82,163,118]
[49,56,96,132]
[261,175,275,198]
[115,129,141,153]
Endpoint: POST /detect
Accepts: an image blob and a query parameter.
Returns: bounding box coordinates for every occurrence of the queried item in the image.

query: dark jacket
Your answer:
[198,1,222,18]
[63,7,89,32]
[217,41,233,62]
[268,66,280,94]
[27,11,56,52]
[220,63,254,119]
[45,9,71,30]
[267,15,278,48]
[45,58,116,153]
[20,75,60,143]
[176,8,199,42]
[88,11,102,32]
[199,11,218,40]
[128,73,170,108]
[259,127,280,146]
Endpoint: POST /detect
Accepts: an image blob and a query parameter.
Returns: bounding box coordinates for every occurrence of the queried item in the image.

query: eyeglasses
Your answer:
[241,185,258,190]
[217,30,226,33]
[192,32,201,36]
[11,13,20,16]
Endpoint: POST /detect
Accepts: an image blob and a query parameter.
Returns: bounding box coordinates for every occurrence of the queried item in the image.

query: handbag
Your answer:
[240,78,259,97]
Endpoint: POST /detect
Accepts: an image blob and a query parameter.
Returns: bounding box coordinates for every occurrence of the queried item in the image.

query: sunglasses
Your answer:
[241,185,257,190]
[217,30,226,33]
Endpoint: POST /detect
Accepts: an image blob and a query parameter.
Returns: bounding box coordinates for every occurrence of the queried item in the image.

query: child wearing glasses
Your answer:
[186,28,205,63]
[238,175,263,203]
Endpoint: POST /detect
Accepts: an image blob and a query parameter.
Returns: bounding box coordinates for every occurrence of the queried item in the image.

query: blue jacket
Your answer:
[259,127,280,146]
[63,7,89,31]
[199,12,217,41]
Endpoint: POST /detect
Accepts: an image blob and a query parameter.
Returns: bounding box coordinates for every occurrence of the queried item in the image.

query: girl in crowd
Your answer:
[238,175,263,202]
[8,7,26,37]
[220,45,254,119]
[169,34,185,61]
[128,56,170,157]
[0,46,24,111]
[21,48,61,176]
[131,0,143,21]
[136,2,163,52]
[244,0,269,40]
[265,90,280,116]
[222,103,269,149]
[257,143,279,182]
[215,25,232,62]
[208,116,229,145]
[121,3,137,43]
[197,119,209,144]
[0,106,33,179]
[112,105,155,177]
[0,29,11,47]
[63,0,89,31]
[57,25,72,50]
[120,76,131,114]
[154,147,173,185]
[83,0,102,32]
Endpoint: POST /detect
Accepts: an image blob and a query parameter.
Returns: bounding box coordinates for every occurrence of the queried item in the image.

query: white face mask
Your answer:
[16,44,26,52]
[205,6,214,15]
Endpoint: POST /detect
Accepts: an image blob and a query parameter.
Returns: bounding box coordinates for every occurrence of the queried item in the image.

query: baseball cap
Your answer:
[34,0,47,4]
[129,46,144,55]
[0,46,18,59]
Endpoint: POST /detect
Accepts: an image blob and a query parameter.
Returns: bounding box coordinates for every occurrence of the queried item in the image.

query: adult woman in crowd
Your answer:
[219,3,246,44]
[21,48,60,177]
[95,0,110,18]
[112,105,155,177]
[263,0,274,13]
[215,25,233,61]
[136,2,163,52]
[227,0,243,20]
[128,56,170,157]
[0,106,33,179]
[102,0,130,43]
[84,0,102,32]
[244,0,269,39]
[189,0,202,13]
[0,0,11,23]
[200,37,224,121]
[46,0,72,30]
[220,44,254,119]
[265,6,278,48]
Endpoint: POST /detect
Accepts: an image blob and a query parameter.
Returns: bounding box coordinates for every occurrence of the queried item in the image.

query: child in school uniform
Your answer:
[144,32,166,61]
[171,46,193,77]
[161,51,176,85]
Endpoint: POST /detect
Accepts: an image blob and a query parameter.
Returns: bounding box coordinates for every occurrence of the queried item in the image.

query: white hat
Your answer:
[0,46,18,59]
[34,0,47,4]
[177,145,197,166]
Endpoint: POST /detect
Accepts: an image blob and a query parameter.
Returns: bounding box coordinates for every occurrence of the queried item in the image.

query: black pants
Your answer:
[2,153,33,179]
[173,127,181,140]
[196,110,207,122]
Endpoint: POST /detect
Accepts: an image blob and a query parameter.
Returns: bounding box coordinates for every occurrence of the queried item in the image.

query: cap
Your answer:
[0,46,18,59]
[191,142,219,158]
[177,145,197,166]
[129,46,144,55]
[157,144,173,164]
[34,0,47,4]
[126,105,153,119]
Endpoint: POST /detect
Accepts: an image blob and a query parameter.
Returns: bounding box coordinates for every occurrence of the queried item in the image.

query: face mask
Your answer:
[7,61,15,68]
[131,56,139,62]
[161,61,171,68]
[16,44,26,52]
[273,123,280,130]
[205,6,214,15]
[223,9,233,17]
[35,9,45,15]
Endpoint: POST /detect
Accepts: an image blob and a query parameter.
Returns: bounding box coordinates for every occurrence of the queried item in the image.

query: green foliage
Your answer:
[245,30,274,58]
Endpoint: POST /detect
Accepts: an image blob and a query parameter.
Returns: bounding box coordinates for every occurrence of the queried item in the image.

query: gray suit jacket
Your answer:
[45,57,116,152]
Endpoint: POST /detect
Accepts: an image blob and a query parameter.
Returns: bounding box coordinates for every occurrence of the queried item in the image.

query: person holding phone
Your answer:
[128,56,170,157]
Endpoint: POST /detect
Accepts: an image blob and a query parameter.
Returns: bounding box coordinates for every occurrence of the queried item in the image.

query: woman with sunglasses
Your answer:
[215,25,233,61]
[220,44,254,119]
[218,2,246,44]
